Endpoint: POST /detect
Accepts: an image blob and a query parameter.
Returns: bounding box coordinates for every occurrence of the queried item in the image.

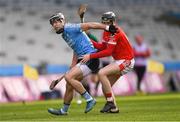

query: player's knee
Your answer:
[64,74,72,83]
[98,70,106,77]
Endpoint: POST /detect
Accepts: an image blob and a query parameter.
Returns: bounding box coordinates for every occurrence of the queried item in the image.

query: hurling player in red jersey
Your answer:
[81,11,135,113]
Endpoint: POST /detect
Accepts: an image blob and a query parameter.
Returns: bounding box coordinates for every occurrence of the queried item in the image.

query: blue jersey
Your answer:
[62,23,97,58]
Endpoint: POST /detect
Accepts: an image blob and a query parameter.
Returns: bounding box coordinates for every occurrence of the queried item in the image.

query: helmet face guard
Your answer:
[49,17,61,25]
[101,17,113,24]
[101,11,116,24]
[49,13,64,25]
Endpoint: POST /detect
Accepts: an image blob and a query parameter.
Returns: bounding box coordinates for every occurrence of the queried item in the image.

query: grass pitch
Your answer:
[0,93,180,122]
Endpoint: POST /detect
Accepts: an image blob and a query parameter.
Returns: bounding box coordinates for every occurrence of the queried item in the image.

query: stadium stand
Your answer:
[0,0,180,65]
[0,0,180,102]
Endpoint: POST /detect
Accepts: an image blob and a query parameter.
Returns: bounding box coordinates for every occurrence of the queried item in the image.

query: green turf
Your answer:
[0,93,180,122]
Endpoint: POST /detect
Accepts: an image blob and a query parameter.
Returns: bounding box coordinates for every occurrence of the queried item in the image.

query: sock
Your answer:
[105,93,113,102]
[81,91,93,102]
[61,103,70,113]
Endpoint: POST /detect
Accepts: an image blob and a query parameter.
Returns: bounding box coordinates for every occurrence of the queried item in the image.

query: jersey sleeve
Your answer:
[90,34,119,59]
[64,23,82,33]
[90,32,119,59]
[91,40,106,51]
[90,43,116,59]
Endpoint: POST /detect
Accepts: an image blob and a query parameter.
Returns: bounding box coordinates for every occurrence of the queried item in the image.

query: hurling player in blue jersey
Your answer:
[48,12,117,115]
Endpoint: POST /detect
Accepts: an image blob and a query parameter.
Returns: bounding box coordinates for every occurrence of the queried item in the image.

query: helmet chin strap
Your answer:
[56,28,64,34]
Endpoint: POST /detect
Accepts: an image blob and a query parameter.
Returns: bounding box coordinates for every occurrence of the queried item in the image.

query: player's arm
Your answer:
[90,35,118,59]
[81,22,117,34]
[91,39,106,51]
[81,22,106,31]
[81,42,116,63]
[86,32,106,50]
[90,43,115,59]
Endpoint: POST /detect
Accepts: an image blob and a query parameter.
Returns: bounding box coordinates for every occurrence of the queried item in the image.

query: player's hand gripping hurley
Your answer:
[49,74,65,90]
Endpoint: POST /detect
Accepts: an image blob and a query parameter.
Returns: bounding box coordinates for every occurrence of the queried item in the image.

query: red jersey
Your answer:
[90,27,134,60]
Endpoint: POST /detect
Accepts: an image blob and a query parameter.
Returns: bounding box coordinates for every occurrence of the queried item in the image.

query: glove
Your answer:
[106,24,118,35]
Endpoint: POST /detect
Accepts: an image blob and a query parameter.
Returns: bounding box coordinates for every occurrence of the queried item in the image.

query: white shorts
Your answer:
[76,63,91,77]
[76,58,100,77]
[114,58,135,75]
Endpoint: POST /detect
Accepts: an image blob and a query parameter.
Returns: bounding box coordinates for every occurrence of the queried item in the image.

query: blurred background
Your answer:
[0,0,180,103]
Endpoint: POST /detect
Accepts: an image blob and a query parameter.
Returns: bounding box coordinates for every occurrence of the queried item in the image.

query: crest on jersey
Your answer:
[108,35,116,45]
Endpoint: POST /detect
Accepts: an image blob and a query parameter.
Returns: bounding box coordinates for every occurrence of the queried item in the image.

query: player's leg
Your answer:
[108,74,121,101]
[107,74,121,111]
[64,66,84,93]
[98,63,120,101]
[64,59,99,113]
[48,73,85,116]
[90,73,99,97]
[65,66,94,104]
[48,82,74,115]
[99,59,135,113]
[76,78,90,104]
[93,60,110,97]
[62,83,74,111]
[98,63,120,113]
[101,74,120,104]
[65,66,96,113]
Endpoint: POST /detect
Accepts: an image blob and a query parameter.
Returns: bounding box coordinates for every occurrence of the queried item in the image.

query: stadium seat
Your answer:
[0,0,179,65]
